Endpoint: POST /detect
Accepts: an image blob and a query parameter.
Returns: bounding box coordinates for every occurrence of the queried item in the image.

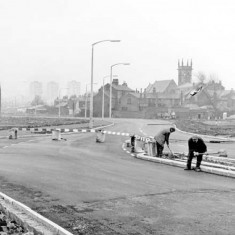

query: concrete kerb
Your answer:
[135,152,235,179]
[173,124,235,142]
[0,192,73,235]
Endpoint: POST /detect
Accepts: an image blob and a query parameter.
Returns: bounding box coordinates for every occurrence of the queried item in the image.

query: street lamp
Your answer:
[85,83,97,119]
[89,39,121,128]
[102,77,106,120]
[109,63,130,118]
[102,75,118,119]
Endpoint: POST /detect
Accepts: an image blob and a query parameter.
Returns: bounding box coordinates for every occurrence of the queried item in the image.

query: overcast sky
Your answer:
[1,0,235,98]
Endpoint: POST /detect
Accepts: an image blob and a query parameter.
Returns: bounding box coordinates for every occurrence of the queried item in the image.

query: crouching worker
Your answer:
[184,135,207,172]
[154,127,175,157]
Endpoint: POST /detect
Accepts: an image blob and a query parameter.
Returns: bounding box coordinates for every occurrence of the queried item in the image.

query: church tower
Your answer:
[178,59,193,86]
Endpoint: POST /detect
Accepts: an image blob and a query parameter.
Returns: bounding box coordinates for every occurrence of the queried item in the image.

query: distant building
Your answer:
[178,59,193,86]
[93,79,134,117]
[46,81,59,105]
[67,80,81,97]
[29,81,43,100]
[146,79,178,94]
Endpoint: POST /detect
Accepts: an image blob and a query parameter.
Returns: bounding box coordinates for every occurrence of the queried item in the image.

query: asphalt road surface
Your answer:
[0,118,234,234]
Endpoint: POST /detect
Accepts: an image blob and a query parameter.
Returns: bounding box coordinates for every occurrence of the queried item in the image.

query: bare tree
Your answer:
[31,95,44,106]
[195,71,207,84]
[194,72,221,117]
[208,73,219,83]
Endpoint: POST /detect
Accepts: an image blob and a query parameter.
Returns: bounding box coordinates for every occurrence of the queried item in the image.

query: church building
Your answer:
[178,59,193,85]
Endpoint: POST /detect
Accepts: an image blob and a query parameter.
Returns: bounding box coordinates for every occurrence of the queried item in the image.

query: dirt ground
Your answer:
[0,177,102,235]
[174,119,235,137]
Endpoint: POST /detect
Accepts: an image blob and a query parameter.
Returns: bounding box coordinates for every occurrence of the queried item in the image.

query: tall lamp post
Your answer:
[101,75,111,120]
[89,39,121,128]
[109,63,130,119]
[85,83,97,119]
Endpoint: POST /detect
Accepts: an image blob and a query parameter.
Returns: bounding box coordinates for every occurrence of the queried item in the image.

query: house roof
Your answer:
[129,92,141,98]
[177,82,193,89]
[146,93,157,98]
[146,80,176,93]
[112,84,134,92]
[55,102,68,108]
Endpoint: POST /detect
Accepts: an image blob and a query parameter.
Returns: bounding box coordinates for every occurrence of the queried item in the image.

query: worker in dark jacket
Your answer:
[154,127,175,157]
[184,135,207,172]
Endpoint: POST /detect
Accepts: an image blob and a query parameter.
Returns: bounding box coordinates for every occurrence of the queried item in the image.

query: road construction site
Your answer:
[0,117,234,234]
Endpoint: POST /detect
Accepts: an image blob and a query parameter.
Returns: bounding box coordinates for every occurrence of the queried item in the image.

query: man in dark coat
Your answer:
[184,135,207,171]
[154,127,175,157]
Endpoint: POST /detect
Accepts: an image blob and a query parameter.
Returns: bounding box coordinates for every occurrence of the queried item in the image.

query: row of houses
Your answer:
[92,78,235,119]
[13,60,235,120]
[14,78,235,120]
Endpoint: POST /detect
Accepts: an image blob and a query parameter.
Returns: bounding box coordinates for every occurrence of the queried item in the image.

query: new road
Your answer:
[0,118,234,234]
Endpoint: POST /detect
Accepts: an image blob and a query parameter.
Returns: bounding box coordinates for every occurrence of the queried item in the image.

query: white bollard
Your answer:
[52,130,61,140]
[144,141,157,157]
[9,128,17,139]
[96,130,106,143]
[151,141,157,157]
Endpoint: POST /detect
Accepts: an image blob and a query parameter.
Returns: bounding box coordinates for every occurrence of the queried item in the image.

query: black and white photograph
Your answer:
[0,0,234,234]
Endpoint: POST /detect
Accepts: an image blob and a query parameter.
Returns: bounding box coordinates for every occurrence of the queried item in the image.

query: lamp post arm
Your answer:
[92,40,120,46]
[109,67,113,118]
[89,39,121,128]
[109,63,130,118]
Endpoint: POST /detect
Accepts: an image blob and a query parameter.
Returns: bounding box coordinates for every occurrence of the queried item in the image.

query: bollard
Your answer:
[14,129,18,139]
[144,141,157,157]
[96,130,105,143]
[130,135,136,153]
[151,141,157,157]
[9,128,17,139]
[52,130,61,140]
[126,140,131,147]
[144,142,151,156]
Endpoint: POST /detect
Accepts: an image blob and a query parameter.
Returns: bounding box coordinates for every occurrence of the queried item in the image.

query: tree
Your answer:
[194,72,223,117]
[31,95,44,106]
[195,71,206,84]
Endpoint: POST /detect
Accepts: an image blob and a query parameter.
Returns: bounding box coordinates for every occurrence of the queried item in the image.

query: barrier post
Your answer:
[144,140,157,157]
[9,128,17,139]
[52,130,61,140]
[130,135,136,153]
[151,141,157,157]
[96,130,105,143]
[14,129,18,139]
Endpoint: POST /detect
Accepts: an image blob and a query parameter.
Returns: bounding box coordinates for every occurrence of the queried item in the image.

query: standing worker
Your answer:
[184,135,207,172]
[154,127,175,157]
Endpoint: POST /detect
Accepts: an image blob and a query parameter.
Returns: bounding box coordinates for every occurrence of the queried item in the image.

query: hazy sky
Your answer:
[1,0,235,98]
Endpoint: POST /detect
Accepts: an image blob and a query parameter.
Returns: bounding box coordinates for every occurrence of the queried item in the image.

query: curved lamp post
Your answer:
[89,39,121,128]
[85,83,97,119]
[109,63,130,119]
[101,75,111,120]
